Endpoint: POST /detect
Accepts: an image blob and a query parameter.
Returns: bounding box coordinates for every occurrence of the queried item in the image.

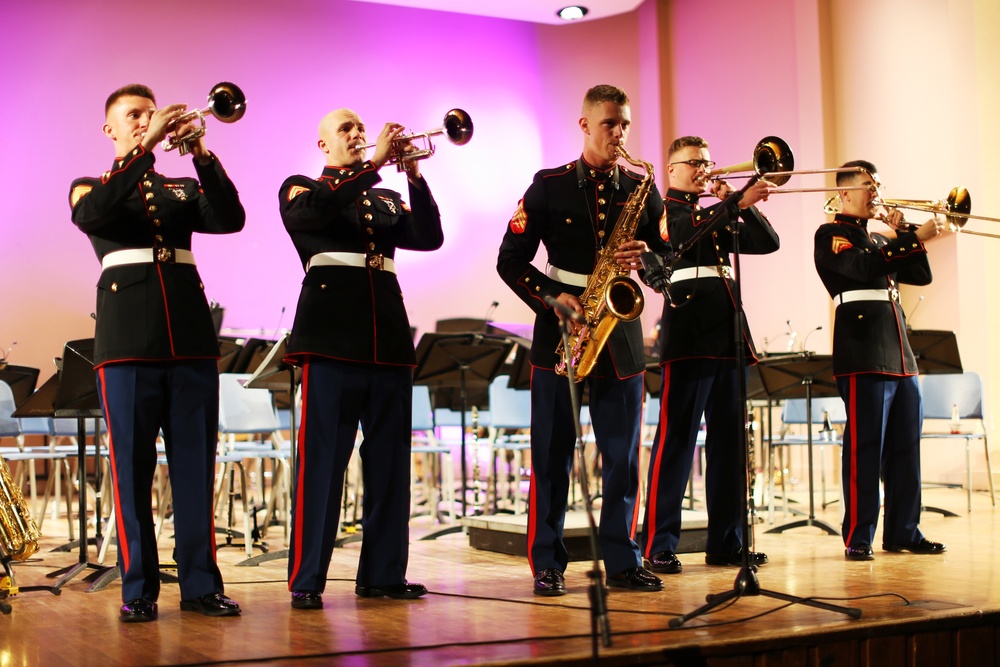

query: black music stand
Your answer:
[217,337,243,374]
[907,329,963,375]
[756,353,840,536]
[236,334,306,567]
[24,340,117,592]
[0,365,40,409]
[413,332,515,530]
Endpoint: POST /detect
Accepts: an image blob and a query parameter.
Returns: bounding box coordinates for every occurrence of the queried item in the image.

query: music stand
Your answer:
[217,337,243,374]
[756,353,840,536]
[236,334,303,567]
[907,329,963,375]
[413,333,515,524]
[0,365,40,409]
[27,340,116,591]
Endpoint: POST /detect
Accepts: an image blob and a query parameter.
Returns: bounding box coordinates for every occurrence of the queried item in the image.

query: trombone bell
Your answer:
[709,136,795,186]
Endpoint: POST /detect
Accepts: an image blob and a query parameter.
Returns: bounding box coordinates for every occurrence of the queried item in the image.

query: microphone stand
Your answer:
[556,315,611,660]
[668,178,861,628]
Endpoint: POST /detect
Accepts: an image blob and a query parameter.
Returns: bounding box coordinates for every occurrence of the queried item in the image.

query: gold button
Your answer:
[364,213,373,221]
[598,230,605,238]
[695,205,701,211]
[199,282,204,289]
[348,171,354,176]
[363,200,372,206]
[132,148,138,155]
[899,246,905,251]
[565,218,572,224]
[155,234,163,242]
[696,215,702,221]
[362,191,367,195]
[598,198,606,206]
[598,213,606,221]
[598,184,605,191]
[369,242,376,250]
[145,192,154,200]
[153,219,161,227]
[887,251,893,257]
[335,179,340,184]
[321,284,327,290]
[686,294,692,300]
[535,286,541,292]
[715,245,720,250]
[143,181,152,187]
[367,227,374,234]
[858,314,863,320]
[111,282,118,292]
[149,205,157,212]
[339,169,346,175]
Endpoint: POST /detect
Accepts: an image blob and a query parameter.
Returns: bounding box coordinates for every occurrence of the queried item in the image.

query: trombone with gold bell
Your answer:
[824,187,1000,239]
[161,82,247,155]
[356,108,474,171]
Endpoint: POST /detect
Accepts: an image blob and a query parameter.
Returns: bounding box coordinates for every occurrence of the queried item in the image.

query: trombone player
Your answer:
[814,160,947,561]
[279,109,441,609]
[70,84,245,622]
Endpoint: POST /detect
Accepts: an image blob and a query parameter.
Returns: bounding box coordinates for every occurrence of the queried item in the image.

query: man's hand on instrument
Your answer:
[371,123,405,170]
[141,104,187,152]
[614,239,649,271]
[554,292,584,333]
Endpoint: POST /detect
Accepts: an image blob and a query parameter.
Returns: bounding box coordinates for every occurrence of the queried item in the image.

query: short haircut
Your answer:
[105,84,156,116]
[837,159,877,186]
[668,136,708,159]
[582,85,629,113]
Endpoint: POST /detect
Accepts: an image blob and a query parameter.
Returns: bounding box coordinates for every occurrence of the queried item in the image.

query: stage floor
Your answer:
[1,486,997,666]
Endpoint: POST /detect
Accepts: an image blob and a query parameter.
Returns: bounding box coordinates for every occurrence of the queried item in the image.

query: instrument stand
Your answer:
[558,320,611,661]
[669,186,860,628]
[412,333,514,540]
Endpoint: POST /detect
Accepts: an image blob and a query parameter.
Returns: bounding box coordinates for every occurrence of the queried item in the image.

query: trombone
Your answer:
[862,187,1000,239]
[162,82,247,155]
[356,108,473,171]
[705,136,876,195]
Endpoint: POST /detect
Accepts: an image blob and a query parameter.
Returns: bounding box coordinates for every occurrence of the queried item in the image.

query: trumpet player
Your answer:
[814,160,947,561]
[279,109,440,609]
[69,84,245,622]
[497,85,669,596]
[641,136,777,576]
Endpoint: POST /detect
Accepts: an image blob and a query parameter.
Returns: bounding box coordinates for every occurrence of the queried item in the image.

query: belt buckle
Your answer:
[367,254,384,270]
[890,288,899,302]
[720,265,733,279]
[155,247,175,264]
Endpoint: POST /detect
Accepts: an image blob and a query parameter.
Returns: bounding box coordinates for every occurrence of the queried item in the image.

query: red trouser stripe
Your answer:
[643,364,670,558]
[287,360,310,589]
[98,367,130,575]
[845,375,859,546]
[525,366,537,574]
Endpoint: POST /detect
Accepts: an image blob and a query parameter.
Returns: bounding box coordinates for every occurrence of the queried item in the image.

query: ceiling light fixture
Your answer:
[556,5,589,21]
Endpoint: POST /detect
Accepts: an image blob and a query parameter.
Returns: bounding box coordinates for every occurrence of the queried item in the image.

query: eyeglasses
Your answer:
[670,159,716,171]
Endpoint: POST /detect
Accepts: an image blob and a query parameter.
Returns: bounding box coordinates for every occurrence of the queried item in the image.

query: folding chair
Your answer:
[410,385,455,523]
[487,375,531,514]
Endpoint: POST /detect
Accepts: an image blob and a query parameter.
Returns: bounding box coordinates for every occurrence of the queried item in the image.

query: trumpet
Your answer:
[162,82,246,155]
[355,108,473,171]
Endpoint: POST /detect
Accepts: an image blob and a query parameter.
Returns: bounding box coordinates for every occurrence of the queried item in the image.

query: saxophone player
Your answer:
[641,136,776,576]
[497,85,669,596]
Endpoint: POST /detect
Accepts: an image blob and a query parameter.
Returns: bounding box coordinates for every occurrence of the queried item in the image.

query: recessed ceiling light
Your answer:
[557,5,589,21]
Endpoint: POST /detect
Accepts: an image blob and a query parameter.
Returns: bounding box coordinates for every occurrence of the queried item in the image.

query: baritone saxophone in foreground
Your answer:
[555,146,654,382]
[0,453,40,562]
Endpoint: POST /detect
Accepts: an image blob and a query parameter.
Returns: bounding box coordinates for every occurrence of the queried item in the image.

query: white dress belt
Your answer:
[835,289,895,305]
[102,248,195,270]
[546,266,589,288]
[670,265,734,282]
[306,251,396,273]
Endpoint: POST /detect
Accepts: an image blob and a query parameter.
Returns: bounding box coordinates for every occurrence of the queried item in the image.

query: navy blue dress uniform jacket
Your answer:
[279,162,442,366]
[69,145,245,366]
[497,157,669,377]
[658,188,779,363]
[814,214,931,377]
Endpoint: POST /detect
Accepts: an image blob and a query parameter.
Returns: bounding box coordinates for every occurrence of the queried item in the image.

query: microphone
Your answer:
[785,319,798,352]
[639,252,671,294]
[484,300,499,323]
[544,295,586,325]
[273,306,286,338]
[800,325,823,352]
[906,295,925,329]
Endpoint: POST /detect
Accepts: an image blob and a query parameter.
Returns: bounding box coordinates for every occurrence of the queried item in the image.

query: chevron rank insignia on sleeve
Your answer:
[831,236,853,254]
[509,199,527,234]
[287,185,308,201]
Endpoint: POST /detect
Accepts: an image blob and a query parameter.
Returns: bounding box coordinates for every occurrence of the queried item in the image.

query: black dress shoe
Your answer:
[606,566,663,591]
[533,568,566,596]
[845,544,875,561]
[120,599,157,623]
[290,591,324,610]
[646,551,682,574]
[179,592,241,616]
[705,549,769,567]
[882,538,947,555]
[355,582,427,599]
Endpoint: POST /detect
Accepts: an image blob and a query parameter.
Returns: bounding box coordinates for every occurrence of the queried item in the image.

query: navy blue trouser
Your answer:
[838,373,924,548]
[642,359,745,557]
[288,357,413,593]
[526,367,644,577]
[97,360,224,603]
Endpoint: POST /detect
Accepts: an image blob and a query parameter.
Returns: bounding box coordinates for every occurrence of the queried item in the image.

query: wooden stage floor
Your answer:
[1,486,998,666]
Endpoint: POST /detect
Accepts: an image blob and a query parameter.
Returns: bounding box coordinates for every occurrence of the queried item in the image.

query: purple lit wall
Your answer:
[3,0,651,372]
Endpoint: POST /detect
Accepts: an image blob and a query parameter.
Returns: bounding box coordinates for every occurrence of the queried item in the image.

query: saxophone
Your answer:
[555,146,654,382]
[0,453,40,562]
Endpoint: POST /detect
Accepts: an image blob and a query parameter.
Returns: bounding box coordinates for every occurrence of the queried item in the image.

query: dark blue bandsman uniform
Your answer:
[814,213,930,550]
[279,161,442,595]
[497,157,668,580]
[70,144,245,606]
[642,188,779,561]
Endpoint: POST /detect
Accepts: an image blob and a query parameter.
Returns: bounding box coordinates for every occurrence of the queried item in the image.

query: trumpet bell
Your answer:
[206,82,247,124]
[443,108,473,146]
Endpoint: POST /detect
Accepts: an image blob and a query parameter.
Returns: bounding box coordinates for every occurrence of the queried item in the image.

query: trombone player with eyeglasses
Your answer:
[641,136,777,577]
[814,160,947,562]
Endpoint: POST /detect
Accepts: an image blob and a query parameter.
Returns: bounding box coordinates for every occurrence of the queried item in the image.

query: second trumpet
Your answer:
[357,108,473,171]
